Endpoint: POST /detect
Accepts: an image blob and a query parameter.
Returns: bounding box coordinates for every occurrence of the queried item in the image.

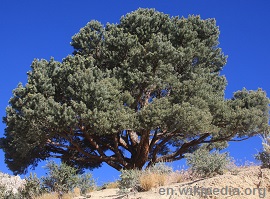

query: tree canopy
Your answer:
[1,8,269,174]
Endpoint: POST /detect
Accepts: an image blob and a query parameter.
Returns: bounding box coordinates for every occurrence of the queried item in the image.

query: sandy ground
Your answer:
[85,166,270,199]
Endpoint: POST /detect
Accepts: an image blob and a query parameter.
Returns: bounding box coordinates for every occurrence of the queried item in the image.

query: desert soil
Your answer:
[86,166,270,199]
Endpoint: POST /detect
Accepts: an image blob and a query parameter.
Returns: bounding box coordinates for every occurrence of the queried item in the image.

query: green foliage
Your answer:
[255,135,270,168]
[147,162,173,174]
[119,163,173,193]
[118,169,142,193]
[255,151,270,168]
[40,161,95,196]
[0,162,95,198]
[186,148,231,177]
[77,173,95,195]
[42,161,79,193]
[20,173,47,199]
[1,8,269,174]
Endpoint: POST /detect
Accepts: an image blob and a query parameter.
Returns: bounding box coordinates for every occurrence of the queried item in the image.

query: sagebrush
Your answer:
[185,148,231,177]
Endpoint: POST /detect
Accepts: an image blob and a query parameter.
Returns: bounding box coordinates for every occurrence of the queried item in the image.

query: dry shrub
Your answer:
[170,172,183,183]
[154,173,167,186]
[105,181,119,189]
[139,173,156,191]
[166,171,182,184]
[73,187,81,196]
[139,172,168,191]
[119,163,172,193]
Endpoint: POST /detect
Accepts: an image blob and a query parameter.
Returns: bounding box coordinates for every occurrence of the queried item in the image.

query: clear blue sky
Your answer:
[0,0,269,184]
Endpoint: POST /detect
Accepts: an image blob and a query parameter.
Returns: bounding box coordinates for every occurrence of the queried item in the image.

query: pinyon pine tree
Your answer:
[1,8,269,174]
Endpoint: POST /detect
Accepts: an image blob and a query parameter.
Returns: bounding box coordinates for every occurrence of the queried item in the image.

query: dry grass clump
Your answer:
[139,173,156,191]
[138,162,174,191]
[73,187,81,196]
[169,171,184,183]
[119,162,175,193]
[154,173,167,186]
[139,172,168,191]
[105,181,119,189]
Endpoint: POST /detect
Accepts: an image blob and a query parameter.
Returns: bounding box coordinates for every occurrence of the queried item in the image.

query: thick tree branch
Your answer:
[128,130,139,146]
[131,130,151,169]
[112,134,128,167]
[152,133,210,164]
[149,129,181,164]
[149,130,159,152]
